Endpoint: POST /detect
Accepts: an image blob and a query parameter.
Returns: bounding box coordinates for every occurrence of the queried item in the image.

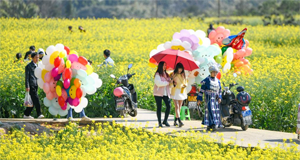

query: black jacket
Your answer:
[25,61,37,88]
[24,50,33,60]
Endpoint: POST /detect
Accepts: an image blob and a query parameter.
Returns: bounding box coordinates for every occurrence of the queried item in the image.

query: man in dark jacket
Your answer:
[24,46,35,61]
[24,52,44,119]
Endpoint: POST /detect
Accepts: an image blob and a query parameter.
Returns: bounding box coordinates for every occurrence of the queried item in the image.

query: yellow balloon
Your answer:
[233,49,238,53]
[86,64,93,75]
[50,51,59,64]
[56,86,62,97]
[66,60,71,68]
[41,69,49,82]
[69,50,78,55]
[148,62,157,68]
[199,38,203,45]
[59,51,66,58]
[171,45,185,51]
[69,86,77,99]
[221,56,228,67]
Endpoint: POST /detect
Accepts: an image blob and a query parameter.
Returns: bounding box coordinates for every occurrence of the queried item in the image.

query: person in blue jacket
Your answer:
[197,65,222,131]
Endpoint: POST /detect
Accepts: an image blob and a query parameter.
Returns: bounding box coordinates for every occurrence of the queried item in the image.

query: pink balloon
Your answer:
[245,47,253,56]
[53,91,59,98]
[49,79,57,92]
[241,58,249,65]
[73,97,80,106]
[51,67,59,78]
[67,97,73,105]
[46,92,54,100]
[61,89,67,101]
[61,103,67,110]
[44,72,52,83]
[63,79,70,89]
[233,49,246,60]
[43,83,50,93]
[71,62,87,70]
[58,61,65,74]
[69,54,78,63]
[209,26,230,46]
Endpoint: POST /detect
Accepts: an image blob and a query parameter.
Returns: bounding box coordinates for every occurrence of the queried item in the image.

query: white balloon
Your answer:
[68,103,76,109]
[223,63,231,73]
[37,78,44,89]
[42,55,50,65]
[195,30,206,38]
[51,98,60,109]
[38,61,45,70]
[74,106,84,113]
[157,44,165,51]
[46,45,56,56]
[49,106,58,116]
[202,38,211,46]
[34,67,42,78]
[43,97,51,107]
[78,97,88,109]
[45,63,54,71]
[182,41,192,51]
[72,69,78,77]
[82,88,87,97]
[58,109,68,116]
[55,43,64,51]
[223,47,233,57]
[86,86,96,95]
[77,69,87,78]
[171,39,181,46]
[163,41,172,49]
[94,79,102,88]
[90,72,99,80]
[86,76,95,84]
[195,61,201,66]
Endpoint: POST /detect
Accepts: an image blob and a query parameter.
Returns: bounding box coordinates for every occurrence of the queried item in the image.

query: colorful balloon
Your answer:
[86,64,93,75]
[69,50,78,55]
[50,51,59,64]
[58,96,65,107]
[49,80,57,92]
[66,60,71,68]
[61,89,67,101]
[54,74,61,81]
[61,103,67,110]
[46,92,54,100]
[54,57,61,68]
[56,85,62,96]
[51,67,59,78]
[63,68,72,79]
[64,46,70,55]
[74,78,81,88]
[69,86,77,99]
[73,97,80,106]
[57,80,63,88]
[78,56,88,66]
[43,83,50,93]
[63,79,70,89]
[69,54,78,63]
[76,88,83,98]
[59,51,66,58]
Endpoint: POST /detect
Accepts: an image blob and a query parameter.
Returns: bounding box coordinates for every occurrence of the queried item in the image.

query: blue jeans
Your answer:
[67,108,86,118]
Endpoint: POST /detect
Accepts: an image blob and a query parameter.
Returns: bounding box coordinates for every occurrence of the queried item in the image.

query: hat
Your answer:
[209,65,219,73]
[38,48,45,55]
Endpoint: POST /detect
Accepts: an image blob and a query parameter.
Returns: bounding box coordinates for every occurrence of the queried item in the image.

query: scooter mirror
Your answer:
[233,73,237,78]
[128,64,133,69]
[110,74,116,79]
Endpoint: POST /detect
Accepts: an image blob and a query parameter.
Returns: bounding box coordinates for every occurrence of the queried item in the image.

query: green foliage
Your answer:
[0,0,39,18]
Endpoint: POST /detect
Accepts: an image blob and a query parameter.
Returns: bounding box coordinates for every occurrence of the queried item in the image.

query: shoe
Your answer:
[67,117,74,121]
[174,118,178,126]
[81,116,91,121]
[162,121,170,127]
[179,122,184,127]
[158,123,163,128]
[37,115,44,119]
[23,115,34,119]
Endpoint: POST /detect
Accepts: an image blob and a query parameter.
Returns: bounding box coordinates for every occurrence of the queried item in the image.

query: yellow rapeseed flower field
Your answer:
[0,18,300,132]
[0,122,299,159]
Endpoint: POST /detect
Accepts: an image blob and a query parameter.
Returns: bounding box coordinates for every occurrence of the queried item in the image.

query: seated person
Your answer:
[98,49,114,67]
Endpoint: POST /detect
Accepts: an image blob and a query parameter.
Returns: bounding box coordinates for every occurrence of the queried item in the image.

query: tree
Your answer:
[0,0,39,18]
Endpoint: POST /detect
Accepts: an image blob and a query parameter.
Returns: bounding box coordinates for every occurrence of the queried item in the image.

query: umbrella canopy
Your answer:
[150,49,199,71]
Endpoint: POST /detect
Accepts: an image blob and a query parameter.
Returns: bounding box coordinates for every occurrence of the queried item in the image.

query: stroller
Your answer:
[183,84,204,119]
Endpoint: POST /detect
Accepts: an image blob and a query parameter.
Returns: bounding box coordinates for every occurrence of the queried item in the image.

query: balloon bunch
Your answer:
[34,44,102,116]
[149,27,254,91]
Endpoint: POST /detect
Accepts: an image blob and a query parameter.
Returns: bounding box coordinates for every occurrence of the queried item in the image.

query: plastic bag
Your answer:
[24,92,33,107]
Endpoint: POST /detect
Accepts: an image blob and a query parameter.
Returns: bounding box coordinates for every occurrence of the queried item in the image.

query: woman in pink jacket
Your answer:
[153,61,172,128]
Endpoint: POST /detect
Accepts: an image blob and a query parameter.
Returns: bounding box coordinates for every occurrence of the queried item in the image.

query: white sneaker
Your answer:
[38,115,45,119]
[81,116,91,121]
[67,117,74,121]
[23,115,34,119]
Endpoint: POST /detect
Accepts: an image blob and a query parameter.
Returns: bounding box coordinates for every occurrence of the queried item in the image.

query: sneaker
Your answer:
[37,115,45,119]
[23,115,34,119]
[81,116,91,121]
[162,121,170,127]
[67,117,74,121]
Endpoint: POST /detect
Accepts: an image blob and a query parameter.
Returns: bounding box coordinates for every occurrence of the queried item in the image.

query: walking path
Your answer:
[1,108,299,149]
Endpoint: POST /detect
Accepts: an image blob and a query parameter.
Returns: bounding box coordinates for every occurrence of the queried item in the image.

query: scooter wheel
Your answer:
[129,109,137,117]
[241,125,248,131]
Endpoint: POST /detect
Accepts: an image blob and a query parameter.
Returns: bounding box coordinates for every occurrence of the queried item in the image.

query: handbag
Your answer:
[24,91,33,107]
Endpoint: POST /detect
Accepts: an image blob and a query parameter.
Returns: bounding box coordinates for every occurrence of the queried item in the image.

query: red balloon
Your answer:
[63,68,72,80]
[76,88,83,98]
[64,46,70,55]
[78,56,88,66]
[58,96,65,107]
[54,57,61,68]
[216,72,221,80]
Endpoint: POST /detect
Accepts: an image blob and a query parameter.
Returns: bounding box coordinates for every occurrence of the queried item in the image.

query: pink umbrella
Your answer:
[150,49,199,71]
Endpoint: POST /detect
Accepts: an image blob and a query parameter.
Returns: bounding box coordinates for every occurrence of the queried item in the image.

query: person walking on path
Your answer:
[197,65,222,131]
[170,63,187,127]
[153,61,172,128]
[24,52,44,119]
[66,108,91,121]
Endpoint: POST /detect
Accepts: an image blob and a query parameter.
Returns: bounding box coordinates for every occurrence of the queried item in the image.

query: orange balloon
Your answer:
[74,78,81,88]
[234,61,244,68]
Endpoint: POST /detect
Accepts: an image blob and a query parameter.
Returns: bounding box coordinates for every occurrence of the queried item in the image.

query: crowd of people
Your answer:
[21,46,114,120]
[153,61,222,131]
